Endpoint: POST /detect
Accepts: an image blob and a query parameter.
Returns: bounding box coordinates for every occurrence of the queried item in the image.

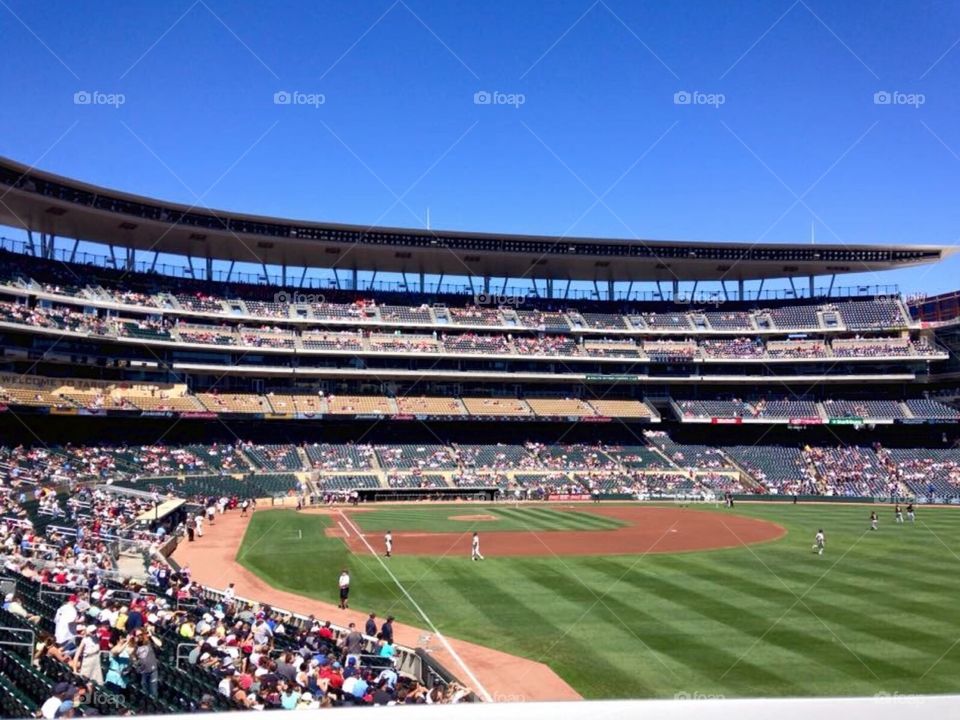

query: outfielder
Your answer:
[384,530,393,558]
[870,511,878,531]
[907,502,915,522]
[813,529,825,556]
[895,504,904,524]
[471,532,485,561]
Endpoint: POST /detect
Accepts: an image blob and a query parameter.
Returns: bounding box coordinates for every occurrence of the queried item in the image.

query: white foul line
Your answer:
[338,510,493,702]
[337,521,351,537]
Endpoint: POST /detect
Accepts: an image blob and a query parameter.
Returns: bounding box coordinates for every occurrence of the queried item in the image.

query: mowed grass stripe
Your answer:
[553,508,624,530]
[678,556,949,661]
[515,561,805,697]
[516,506,616,530]
[496,506,621,531]
[492,506,583,531]
[351,505,622,533]
[506,507,584,529]
[678,555,955,654]
[493,507,585,531]
[439,560,646,697]
[587,556,911,688]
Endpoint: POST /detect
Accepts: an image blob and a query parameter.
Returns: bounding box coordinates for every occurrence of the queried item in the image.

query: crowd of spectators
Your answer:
[5,436,960,503]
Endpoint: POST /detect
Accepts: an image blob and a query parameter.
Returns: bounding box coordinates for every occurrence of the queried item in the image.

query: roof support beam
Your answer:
[69,238,79,264]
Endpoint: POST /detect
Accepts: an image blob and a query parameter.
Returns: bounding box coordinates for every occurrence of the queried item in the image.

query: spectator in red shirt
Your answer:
[96,621,113,651]
[317,621,334,642]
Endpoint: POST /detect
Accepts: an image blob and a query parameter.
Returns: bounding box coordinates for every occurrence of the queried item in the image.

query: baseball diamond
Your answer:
[3,5,960,716]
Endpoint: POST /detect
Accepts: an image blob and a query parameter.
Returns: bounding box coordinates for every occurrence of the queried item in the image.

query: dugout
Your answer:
[356,486,499,503]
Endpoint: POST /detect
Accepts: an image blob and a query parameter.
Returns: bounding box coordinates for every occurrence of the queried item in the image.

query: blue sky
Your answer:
[1,0,959,296]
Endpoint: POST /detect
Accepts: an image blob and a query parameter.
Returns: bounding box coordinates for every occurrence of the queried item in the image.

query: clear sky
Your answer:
[1,0,959,296]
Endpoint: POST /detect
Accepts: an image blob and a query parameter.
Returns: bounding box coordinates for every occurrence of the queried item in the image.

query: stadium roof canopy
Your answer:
[0,155,951,283]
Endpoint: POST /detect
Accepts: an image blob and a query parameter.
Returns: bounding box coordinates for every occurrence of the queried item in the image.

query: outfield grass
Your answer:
[237,502,960,700]
[348,504,625,533]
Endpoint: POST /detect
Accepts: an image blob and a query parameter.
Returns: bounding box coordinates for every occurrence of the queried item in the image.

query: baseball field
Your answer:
[235,502,960,700]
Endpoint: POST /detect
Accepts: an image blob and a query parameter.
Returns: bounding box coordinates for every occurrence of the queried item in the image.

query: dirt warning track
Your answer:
[340,504,786,557]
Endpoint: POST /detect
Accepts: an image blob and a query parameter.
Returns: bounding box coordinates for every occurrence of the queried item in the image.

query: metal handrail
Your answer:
[175,642,197,669]
[0,626,35,655]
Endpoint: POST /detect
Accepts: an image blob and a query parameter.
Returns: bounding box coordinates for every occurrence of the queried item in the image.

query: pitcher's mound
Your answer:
[449,514,498,522]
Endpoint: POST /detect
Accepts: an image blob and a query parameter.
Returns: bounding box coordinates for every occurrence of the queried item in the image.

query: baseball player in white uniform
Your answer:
[471,532,484,561]
[813,529,825,556]
[385,531,393,558]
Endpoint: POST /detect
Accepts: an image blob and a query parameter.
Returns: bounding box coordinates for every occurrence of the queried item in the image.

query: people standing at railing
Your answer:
[131,626,161,697]
[341,621,364,663]
[72,624,103,684]
[103,636,132,693]
[380,615,394,644]
[53,593,79,651]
